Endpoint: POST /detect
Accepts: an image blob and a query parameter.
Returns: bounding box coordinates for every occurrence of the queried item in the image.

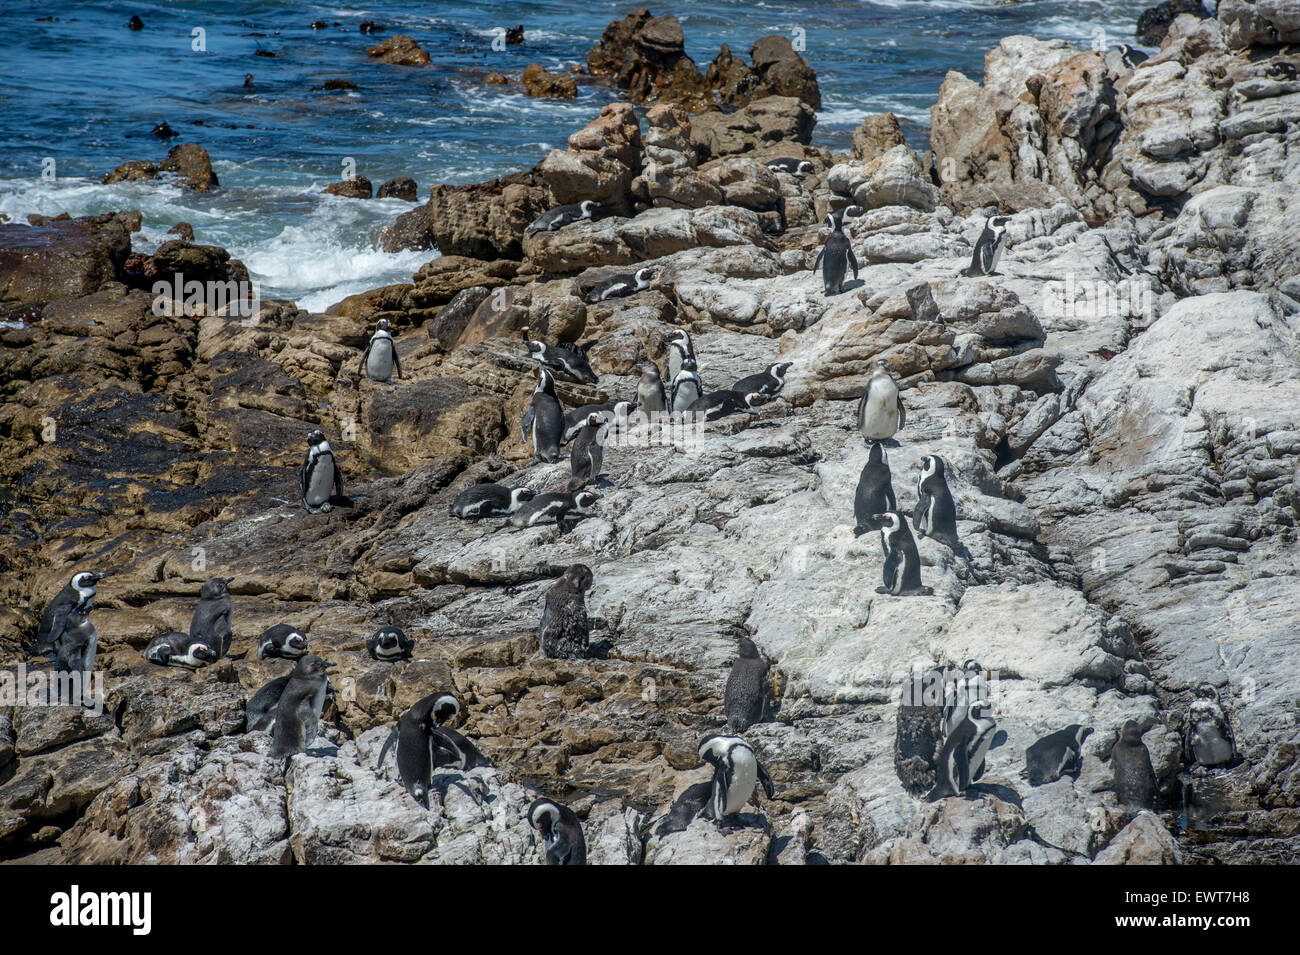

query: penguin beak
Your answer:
[92,571,111,581]
[323,661,338,669]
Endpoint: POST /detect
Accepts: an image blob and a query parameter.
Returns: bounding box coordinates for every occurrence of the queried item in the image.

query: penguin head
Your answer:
[72,570,106,591]
[638,361,661,380]
[988,214,1011,231]
[1194,682,1220,701]
[294,654,336,678]
[200,577,233,600]
[768,361,793,384]
[579,200,600,217]
[666,328,690,350]
[1071,725,1095,748]
[562,563,594,592]
[373,626,407,651]
[585,412,605,429]
[526,340,546,360]
[528,798,561,836]
[573,491,599,510]
[1119,719,1144,744]
[875,511,902,533]
[191,642,218,664]
[873,357,893,375]
[842,204,862,220]
[698,734,744,766]
[737,637,760,660]
[374,318,392,333]
[743,392,767,409]
[822,212,837,231]
[534,364,556,394]
[511,487,536,507]
[634,266,656,286]
[283,630,310,657]
[962,658,983,674]
[431,693,460,726]
[306,429,329,449]
[797,160,816,176]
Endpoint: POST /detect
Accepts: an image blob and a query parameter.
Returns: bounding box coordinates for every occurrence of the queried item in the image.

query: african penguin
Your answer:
[528,798,587,865]
[1183,684,1238,769]
[913,455,961,551]
[813,212,858,296]
[526,339,598,384]
[637,361,668,416]
[961,214,1011,277]
[562,400,620,437]
[724,637,770,733]
[827,204,863,229]
[358,317,402,382]
[585,266,655,303]
[143,631,218,669]
[875,511,932,596]
[53,606,98,703]
[665,328,695,384]
[730,362,792,400]
[856,359,905,443]
[509,490,598,533]
[685,389,766,421]
[525,200,599,234]
[927,697,983,800]
[190,576,234,659]
[895,668,944,797]
[376,691,487,808]
[1110,719,1157,811]
[1025,724,1093,786]
[966,700,1000,784]
[246,674,292,731]
[269,654,337,760]
[520,365,565,463]
[765,157,816,176]
[449,483,535,519]
[566,413,608,491]
[31,570,107,655]
[853,441,896,536]
[699,735,775,824]
[300,429,345,513]
[670,363,703,415]
[366,625,414,662]
[257,623,310,660]
[538,564,594,659]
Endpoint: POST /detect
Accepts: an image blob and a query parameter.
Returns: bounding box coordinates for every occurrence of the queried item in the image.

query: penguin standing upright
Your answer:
[30,570,107,655]
[854,441,896,536]
[913,455,961,551]
[927,699,980,800]
[876,511,932,596]
[358,317,402,382]
[665,328,696,384]
[700,735,775,824]
[1025,724,1094,786]
[961,214,1011,277]
[538,564,594,659]
[376,691,487,808]
[53,606,98,705]
[724,637,771,733]
[566,412,608,491]
[269,654,337,760]
[670,361,703,415]
[528,798,588,865]
[813,212,858,296]
[300,430,345,513]
[520,365,565,463]
[636,361,668,416]
[1183,684,1238,768]
[857,359,905,443]
[1110,720,1157,811]
[190,576,234,659]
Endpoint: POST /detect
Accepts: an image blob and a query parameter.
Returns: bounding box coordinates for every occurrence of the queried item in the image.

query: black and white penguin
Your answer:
[300,429,345,513]
[1117,44,1149,70]
[526,338,598,384]
[31,570,107,655]
[269,654,337,760]
[927,698,981,800]
[509,490,599,533]
[528,798,587,865]
[895,668,944,797]
[566,413,608,491]
[366,625,414,662]
[190,576,234,659]
[913,455,961,551]
[670,363,703,415]
[636,361,668,416]
[586,266,655,303]
[765,157,815,176]
[358,317,402,383]
[1183,684,1238,769]
[700,735,775,824]
[966,700,999,783]
[813,212,858,296]
[1025,724,1093,786]
[520,365,565,463]
[875,511,932,596]
[143,631,218,669]
[525,200,599,234]
[376,691,487,808]
[688,389,767,421]
[449,483,535,519]
[961,214,1011,277]
[942,659,989,738]
[853,441,896,536]
[857,358,905,443]
[539,563,593,659]
[257,623,310,660]
[730,361,792,400]
[1110,719,1157,810]
[665,328,696,384]
[724,637,770,733]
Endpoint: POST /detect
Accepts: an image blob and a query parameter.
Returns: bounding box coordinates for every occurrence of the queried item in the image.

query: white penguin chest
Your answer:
[366,338,394,377]
[720,753,758,815]
[306,453,334,504]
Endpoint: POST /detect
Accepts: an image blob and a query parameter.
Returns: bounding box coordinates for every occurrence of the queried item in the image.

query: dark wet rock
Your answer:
[427,286,492,349]
[587,10,712,111]
[1136,0,1209,46]
[522,63,577,99]
[376,177,418,201]
[315,79,359,91]
[323,176,374,199]
[167,221,195,242]
[0,212,135,308]
[104,143,219,193]
[366,34,430,66]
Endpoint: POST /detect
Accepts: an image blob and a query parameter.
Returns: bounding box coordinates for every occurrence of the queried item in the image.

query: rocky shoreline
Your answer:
[1,2,1298,864]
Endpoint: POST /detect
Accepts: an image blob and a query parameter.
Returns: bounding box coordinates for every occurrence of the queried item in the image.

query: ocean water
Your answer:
[0,0,1153,311]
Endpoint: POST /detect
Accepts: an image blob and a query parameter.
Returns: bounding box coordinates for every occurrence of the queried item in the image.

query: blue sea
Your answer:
[0,0,1153,311]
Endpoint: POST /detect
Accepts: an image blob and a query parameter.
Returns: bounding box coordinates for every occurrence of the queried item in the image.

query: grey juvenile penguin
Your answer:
[539,564,594,659]
[636,361,668,415]
[1111,719,1157,811]
[190,576,234,659]
[269,654,337,760]
[724,637,771,733]
[1183,684,1238,769]
[1025,724,1093,786]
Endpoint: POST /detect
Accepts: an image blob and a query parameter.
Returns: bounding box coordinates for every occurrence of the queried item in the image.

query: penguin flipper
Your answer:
[848,245,859,280]
[813,247,825,273]
[895,395,906,433]
[886,482,897,514]
[392,345,403,380]
[756,761,776,800]
[333,461,345,499]
[376,725,399,772]
[358,343,371,376]
[521,403,535,443]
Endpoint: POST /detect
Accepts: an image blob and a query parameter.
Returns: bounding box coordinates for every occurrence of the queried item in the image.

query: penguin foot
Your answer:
[874,586,893,595]
[320,502,333,513]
